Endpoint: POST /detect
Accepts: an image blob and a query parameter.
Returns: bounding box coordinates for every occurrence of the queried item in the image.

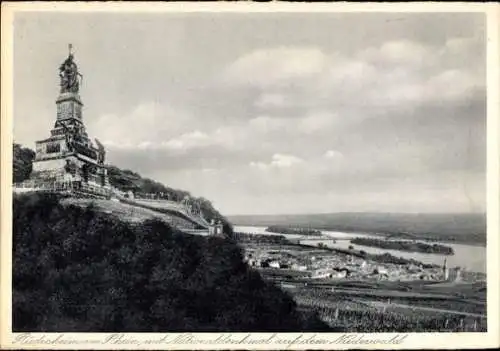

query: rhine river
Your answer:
[234,225,486,274]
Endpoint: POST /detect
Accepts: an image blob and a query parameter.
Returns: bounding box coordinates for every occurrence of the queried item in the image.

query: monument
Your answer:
[28,45,109,192]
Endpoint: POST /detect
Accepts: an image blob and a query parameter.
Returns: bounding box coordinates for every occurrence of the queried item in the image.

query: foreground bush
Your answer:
[13,143,35,183]
[13,193,330,332]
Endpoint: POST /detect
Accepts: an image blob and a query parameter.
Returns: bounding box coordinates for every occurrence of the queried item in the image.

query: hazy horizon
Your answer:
[228,211,487,217]
[13,12,486,215]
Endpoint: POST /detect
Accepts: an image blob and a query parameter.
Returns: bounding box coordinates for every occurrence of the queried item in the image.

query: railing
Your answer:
[180,228,210,236]
[13,180,111,199]
[131,198,212,228]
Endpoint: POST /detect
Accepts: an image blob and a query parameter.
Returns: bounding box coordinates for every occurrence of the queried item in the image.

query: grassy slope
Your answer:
[62,198,198,229]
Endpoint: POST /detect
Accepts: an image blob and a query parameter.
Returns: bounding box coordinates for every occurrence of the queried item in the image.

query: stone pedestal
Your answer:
[31,90,109,189]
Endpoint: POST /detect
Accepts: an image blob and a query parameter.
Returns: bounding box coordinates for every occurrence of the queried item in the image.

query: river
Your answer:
[234,225,486,273]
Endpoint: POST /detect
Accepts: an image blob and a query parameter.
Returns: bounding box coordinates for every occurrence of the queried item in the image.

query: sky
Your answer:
[13,11,486,215]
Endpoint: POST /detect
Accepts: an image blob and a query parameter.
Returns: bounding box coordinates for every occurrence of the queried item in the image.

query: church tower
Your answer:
[31,45,109,190]
[443,258,448,280]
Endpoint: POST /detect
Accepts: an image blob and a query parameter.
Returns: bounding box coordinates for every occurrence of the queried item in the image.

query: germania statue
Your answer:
[59,44,83,94]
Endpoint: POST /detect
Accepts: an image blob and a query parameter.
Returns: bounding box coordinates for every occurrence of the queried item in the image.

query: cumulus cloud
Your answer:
[223,47,327,88]
[271,154,304,167]
[87,101,195,147]
[360,40,433,67]
[250,153,304,170]
[247,116,290,134]
[160,130,212,151]
[221,34,484,115]
[324,150,343,159]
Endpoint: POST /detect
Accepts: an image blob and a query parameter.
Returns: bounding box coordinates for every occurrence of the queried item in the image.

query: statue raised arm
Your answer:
[59,50,82,93]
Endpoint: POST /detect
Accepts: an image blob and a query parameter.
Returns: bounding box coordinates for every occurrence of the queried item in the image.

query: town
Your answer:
[231,230,486,332]
[236,232,483,283]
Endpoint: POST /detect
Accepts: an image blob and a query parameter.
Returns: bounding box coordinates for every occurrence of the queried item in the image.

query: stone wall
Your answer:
[32,158,67,173]
[35,136,67,160]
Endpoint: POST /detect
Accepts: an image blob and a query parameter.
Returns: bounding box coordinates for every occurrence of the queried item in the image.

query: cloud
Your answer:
[254,93,288,109]
[87,101,195,147]
[160,130,212,151]
[271,154,304,167]
[221,34,484,116]
[248,116,288,133]
[360,40,433,67]
[223,47,327,88]
[250,153,304,170]
[324,150,343,159]
[298,112,338,134]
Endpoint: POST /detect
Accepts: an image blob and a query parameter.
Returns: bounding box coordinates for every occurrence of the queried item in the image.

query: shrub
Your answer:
[13,143,35,183]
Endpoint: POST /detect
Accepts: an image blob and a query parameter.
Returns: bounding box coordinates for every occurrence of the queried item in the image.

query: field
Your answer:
[302,305,486,332]
[229,212,486,245]
[283,282,486,332]
[239,236,487,332]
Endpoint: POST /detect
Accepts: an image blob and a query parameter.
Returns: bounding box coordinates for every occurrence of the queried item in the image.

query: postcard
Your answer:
[1,1,499,349]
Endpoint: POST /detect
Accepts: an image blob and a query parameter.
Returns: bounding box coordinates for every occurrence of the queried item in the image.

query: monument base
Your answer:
[32,153,109,187]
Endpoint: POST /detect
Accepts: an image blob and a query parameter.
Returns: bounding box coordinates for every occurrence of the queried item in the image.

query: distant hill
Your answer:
[13,193,330,332]
[229,212,486,245]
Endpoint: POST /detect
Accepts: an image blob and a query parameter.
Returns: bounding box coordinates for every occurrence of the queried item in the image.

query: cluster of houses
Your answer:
[242,247,466,283]
[243,249,353,280]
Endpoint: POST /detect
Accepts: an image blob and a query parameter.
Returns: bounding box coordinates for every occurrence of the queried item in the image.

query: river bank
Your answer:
[229,213,486,247]
[265,225,322,236]
[234,226,486,274]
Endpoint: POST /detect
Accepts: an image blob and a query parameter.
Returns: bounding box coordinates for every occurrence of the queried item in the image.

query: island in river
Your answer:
[350,237,455,255]
[265,225,322,235]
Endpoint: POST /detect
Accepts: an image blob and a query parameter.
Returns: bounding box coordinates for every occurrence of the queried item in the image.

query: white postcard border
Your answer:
[1,2,499,350]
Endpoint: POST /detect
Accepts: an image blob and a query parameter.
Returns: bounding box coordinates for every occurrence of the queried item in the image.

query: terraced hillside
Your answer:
[63,198,199,230]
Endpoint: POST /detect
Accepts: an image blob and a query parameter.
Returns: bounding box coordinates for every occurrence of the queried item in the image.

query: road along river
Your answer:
[233,226,486,274]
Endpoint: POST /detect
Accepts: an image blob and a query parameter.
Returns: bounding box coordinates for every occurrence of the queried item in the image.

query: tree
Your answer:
[13,143,35,183]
